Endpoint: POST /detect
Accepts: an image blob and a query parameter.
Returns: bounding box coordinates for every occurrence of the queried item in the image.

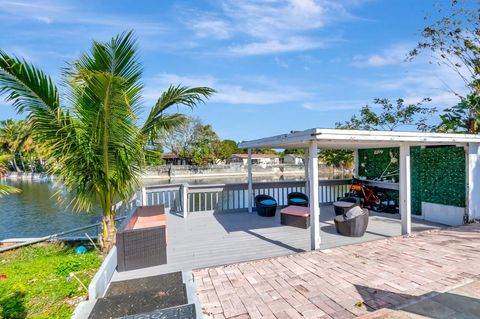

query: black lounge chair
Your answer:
[334,208,369,237]
[255,194,277,217]
[287,192,309,207]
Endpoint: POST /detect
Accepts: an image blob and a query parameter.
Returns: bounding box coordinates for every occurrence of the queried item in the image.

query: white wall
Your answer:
[469,143,480,222]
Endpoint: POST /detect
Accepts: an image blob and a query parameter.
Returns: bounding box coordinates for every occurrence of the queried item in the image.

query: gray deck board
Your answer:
[112,206,444,281]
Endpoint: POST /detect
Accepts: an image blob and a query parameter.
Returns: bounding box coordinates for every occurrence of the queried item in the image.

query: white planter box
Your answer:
[421,202,465,226]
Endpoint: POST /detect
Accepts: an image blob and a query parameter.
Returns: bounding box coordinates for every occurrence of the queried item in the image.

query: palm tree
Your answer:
[0,119,21,172]
[0,31,215,251]
[0,154,20,196]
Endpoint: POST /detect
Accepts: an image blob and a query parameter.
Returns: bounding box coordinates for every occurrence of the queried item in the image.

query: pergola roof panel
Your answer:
[239,128,480,150]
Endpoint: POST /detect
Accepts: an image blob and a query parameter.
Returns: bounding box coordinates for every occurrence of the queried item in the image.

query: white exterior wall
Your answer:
[468,142,480,222]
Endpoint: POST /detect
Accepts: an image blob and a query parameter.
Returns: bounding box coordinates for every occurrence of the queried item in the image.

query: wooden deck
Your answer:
[112,206,443,282]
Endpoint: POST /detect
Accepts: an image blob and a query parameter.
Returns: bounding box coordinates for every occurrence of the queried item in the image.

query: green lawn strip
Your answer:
[0,243,102,319]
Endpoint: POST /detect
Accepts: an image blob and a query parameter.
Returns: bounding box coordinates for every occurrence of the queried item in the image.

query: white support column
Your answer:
[399,143,411,235]
[247,149,253,213]
[353,149,359,177]
[141,186,147,206]
[304,148,310,196]
[468,143,480,222]
[181,183,189,218]
[308,141,320,250]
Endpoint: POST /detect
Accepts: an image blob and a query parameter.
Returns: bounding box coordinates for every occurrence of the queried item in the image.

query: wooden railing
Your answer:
[142,179,352,215]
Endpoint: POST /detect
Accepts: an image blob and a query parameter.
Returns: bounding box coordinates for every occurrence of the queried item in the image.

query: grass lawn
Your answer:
[0,242,102,319]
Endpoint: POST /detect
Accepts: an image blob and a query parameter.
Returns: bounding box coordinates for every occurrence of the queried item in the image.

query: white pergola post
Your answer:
[399,143,411,235]
[308,141,320,250]
[468,142,480,222]
[304,147,310,196]
[353,149,359,177]
[247,148,253,213]
[141,186,147,206]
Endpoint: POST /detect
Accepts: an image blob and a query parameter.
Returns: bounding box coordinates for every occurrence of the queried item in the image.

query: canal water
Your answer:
[0,174,344,240]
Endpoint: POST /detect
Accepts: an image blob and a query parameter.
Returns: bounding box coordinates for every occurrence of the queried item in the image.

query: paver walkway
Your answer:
[194,224,480,319]
[358,279,480,318]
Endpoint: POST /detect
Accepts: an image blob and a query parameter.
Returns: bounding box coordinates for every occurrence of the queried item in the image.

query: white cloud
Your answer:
[302,99,376,111]
[191,19,231,40]
[187,0,360,55]
[143,73,312,106]
[351,43,412,68]
[0,0,165,37]
[35,16,53,24]
[228,37,324,56]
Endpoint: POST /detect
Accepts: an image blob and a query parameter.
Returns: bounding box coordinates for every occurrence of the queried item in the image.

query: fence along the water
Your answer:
[144,179,351,213]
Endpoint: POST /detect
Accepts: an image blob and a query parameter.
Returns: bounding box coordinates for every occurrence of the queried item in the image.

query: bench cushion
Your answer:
[280,206,309,217]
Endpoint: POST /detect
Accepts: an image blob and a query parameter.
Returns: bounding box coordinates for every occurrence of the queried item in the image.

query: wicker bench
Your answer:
[280,206,310,229]
[116,205,167,272]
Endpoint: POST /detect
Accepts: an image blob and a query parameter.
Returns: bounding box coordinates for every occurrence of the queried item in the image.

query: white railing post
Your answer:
[247,149,253,213]
[141,186,147,206]
[181,183,189,218]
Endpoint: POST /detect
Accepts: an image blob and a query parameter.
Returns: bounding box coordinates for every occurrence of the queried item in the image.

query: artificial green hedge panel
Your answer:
[410,147,422,215]
[418,146,466,208]
[358,148,399,181]
[358,146,466,213]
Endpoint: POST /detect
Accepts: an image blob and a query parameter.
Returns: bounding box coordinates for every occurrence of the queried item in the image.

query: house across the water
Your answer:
[227,153,280,165]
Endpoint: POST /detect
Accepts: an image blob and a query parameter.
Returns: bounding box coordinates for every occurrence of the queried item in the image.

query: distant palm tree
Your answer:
[0,154,20,196]
[0,31,215,251]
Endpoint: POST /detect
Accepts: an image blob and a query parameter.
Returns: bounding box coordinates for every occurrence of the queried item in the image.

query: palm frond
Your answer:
[142,85,215,139]
[60,30,144,213]
[0,50,59,114]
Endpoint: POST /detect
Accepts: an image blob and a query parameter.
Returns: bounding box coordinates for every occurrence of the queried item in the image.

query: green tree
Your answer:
[319,149,353,170]
[0,119,20,171]
[0,31,215,251]
[0,154,20,196]
[159,117,199,160]
[410,1,480,134]
[438,93,480,133]
[191,123,220,165]
[410,0,480,93]
[214,139,240,161]
[337,98,436,132]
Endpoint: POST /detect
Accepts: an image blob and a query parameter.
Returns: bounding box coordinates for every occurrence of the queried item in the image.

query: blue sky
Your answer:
[0,0,470,141]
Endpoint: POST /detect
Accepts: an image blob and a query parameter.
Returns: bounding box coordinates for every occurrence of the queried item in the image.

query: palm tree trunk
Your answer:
[30,153,35,173]
[100,208,117,253]
[11,153,20,172]
[19,152,26,172]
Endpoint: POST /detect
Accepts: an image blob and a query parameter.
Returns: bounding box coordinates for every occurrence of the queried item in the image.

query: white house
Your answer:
[283,154,304,165]
[227,153,280,165]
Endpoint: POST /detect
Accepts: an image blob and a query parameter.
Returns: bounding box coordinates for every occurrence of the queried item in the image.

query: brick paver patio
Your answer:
[194,224,480,319]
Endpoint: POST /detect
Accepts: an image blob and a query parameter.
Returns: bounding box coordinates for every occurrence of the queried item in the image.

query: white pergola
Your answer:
[239,128,480,250]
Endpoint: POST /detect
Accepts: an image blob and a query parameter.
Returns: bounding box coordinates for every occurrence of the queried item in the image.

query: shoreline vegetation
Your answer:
[0,242,101,319]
